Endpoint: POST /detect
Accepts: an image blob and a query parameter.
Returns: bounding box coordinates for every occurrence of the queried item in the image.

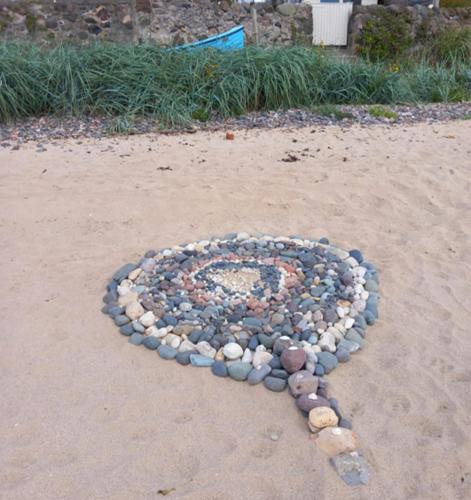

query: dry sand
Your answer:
[1,121,470,500]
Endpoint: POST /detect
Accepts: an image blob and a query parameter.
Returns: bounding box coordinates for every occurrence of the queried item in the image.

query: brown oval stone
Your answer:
[314,427,360,456]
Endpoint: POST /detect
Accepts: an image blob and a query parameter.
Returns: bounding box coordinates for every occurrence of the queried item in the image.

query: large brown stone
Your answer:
[280,347,306,373]
[315,427,360,456]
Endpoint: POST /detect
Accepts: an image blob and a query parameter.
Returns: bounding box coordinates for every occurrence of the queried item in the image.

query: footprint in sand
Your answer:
[102,233,380,485]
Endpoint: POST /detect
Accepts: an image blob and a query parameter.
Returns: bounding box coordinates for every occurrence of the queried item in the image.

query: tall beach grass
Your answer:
[0,43,470,126]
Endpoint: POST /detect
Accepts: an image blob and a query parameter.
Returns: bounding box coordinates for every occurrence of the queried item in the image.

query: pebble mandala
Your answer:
[102,233,379,485]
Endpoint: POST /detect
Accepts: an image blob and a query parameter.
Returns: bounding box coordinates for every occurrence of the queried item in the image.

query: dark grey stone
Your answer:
[113,263,137,282]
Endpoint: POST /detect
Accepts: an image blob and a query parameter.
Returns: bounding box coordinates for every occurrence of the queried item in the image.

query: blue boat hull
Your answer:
[176,26,244,51]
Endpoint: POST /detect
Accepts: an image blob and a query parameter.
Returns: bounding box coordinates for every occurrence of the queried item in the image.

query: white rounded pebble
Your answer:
[223,343,244,360]
[139,311,156,328]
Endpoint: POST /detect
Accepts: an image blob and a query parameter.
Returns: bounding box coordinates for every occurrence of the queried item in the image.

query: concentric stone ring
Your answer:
[102,233,379,482]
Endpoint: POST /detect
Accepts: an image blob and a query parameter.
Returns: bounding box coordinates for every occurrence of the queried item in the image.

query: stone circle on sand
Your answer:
[102,233,379,485]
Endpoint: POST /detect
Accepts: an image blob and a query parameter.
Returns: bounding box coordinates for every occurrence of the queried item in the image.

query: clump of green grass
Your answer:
[314,104,354,120]
[0,42,469,126]
[429,27,471,67]
[368,105,398,120]
[105,115,136,135]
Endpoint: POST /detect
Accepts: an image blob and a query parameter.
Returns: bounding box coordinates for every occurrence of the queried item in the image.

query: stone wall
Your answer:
[0,0,313,46]
[0,0,134,43]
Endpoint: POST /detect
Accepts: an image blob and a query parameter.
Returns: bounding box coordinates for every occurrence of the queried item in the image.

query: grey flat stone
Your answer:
[330,451,370,486]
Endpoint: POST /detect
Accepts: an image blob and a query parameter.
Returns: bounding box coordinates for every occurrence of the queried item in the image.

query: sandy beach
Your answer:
[1,121,470,499]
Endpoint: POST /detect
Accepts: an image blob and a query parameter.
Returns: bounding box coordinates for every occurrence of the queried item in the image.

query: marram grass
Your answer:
[0,43,470,125]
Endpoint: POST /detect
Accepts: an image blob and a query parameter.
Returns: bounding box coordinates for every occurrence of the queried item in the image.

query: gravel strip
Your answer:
[1,102,470,147]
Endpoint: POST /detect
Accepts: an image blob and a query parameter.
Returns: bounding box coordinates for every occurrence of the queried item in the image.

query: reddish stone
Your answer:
[280,347,306,373]
[247,298,261,310]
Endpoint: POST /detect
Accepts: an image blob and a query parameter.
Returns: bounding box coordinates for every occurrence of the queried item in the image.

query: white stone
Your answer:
[236,232,250,241]
[352,299,366,312]
[117,280,133,296]
[162,333,181,349]
[118,291,139,307]
[252,350,273,368]
[345,256,359,268]
[179,302,192,312]
[357,266,367,278]
[197,341,216,359]
[318,332,336,353]
[336,307,345,319]
[125,302,145,321]
[178,339,198,352]
[146,326,167,338]
[344,317,355,329]
[242,348,253,363]
[139,311,156,328]
[223,343,244,360]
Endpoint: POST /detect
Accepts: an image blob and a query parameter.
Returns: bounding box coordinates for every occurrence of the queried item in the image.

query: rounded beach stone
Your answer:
[223,342,244,360]
[190,354,215,367]
[114,315,130,327]
[315,427,360,456]
[228,362,252,381]
[196,341,216,359]
[176,350,196,366]
[125,302,145,321]
[271,369,289,379]
[339,417,353,430]
[308,407,339,433]
[129,332,143,345]
[296,393,331,413]
[252,350,273,368]
[211,360,228,377]
[119,323,134,336]
[142,336,160,350]
[335,347,350,363]
[139,311,156,327]
[264,376,287,392]
[349,249,363,263]
[316,352,338,374]
[280,347,307,373]
[157,344,177,360]
[288,370,319,397]
[247,364,271,385]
